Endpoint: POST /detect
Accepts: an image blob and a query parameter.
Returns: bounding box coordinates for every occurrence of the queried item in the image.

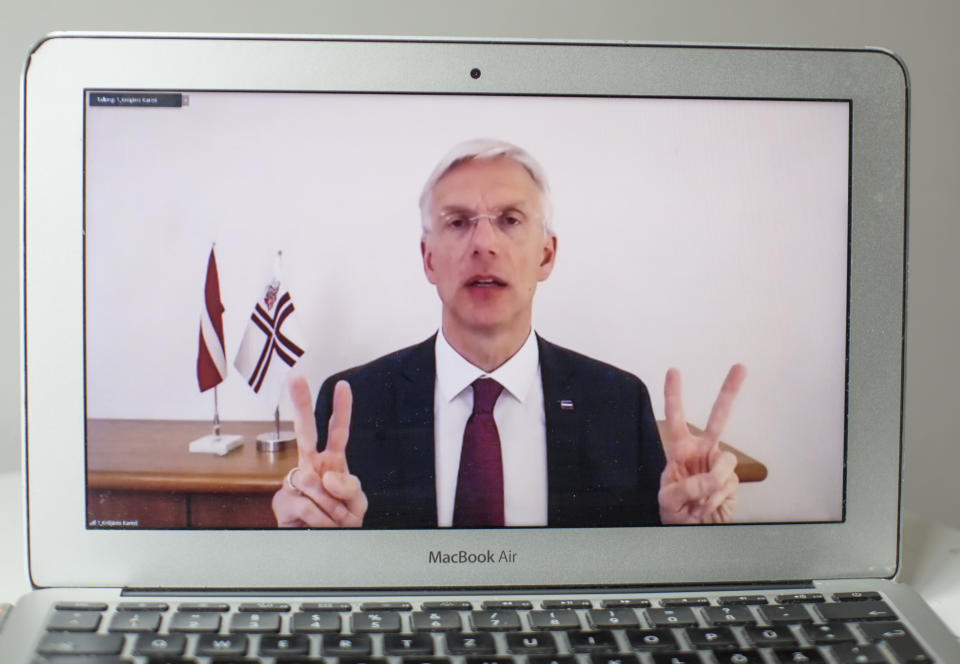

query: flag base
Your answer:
[256,430,296,452]
[189,433,244,456]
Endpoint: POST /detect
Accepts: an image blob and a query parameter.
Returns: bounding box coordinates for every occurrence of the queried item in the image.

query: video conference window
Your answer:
[83,91,849,530]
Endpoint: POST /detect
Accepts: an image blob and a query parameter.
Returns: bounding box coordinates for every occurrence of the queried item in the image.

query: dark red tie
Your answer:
[453,378,505,527]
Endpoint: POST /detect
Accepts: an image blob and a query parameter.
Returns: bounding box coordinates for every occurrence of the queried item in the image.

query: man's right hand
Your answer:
[272,377,368,527]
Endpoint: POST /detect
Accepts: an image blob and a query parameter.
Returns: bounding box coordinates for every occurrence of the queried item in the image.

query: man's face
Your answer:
[421,156,557,341]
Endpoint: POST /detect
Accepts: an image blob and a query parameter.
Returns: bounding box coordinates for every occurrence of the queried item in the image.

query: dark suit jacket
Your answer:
[314,335,665,528]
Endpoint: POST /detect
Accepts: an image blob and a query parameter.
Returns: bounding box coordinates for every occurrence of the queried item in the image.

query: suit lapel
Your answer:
[537,336,585,526]
[393,335,438,527]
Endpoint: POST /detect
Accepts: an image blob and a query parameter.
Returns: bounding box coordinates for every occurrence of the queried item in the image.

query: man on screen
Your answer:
[272,138,745,528]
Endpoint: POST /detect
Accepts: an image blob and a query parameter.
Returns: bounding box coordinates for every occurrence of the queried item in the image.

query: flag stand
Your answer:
[188,386,243,455]
[256,405,295,452]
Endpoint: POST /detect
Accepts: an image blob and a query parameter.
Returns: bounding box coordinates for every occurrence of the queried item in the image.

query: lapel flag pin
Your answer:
[559,399,575,411]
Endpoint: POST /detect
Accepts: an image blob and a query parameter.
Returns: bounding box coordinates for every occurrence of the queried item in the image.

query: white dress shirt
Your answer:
[434,329,549,527]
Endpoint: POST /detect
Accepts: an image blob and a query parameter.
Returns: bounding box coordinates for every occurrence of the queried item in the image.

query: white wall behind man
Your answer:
[2,1,958,528]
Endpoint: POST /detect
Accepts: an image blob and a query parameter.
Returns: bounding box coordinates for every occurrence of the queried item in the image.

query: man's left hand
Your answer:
[658,364,747,524]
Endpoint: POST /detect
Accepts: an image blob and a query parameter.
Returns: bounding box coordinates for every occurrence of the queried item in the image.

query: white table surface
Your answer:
[1,470,958,638]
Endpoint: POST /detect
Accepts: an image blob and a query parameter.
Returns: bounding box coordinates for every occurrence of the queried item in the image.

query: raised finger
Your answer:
[323,380,353,473]
[704,364,747,443]
[663,368,690,451]
[289,376,320,467]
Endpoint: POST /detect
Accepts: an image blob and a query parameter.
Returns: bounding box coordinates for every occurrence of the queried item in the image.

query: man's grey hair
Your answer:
[418,138,554,237]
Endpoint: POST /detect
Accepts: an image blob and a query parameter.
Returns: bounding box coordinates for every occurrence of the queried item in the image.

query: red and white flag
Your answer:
[197,248,227,392]
[233,257,306,406]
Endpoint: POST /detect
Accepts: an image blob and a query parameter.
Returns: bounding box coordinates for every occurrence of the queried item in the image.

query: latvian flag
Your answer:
[197,248,227,392]
[233,258,306,406]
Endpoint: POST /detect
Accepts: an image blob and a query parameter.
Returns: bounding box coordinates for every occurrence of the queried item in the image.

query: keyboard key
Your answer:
[601,599,651,608]
[772,649,825,663]
[650,654,696,664]
[645,607,698,627]
[568,630,617,652]
[687,626,738,650]
[36,633,125,656]
[47,611,101,632]
[239,602,291,612]
[745,626,799,648]
[108,611,163,633]
[339,658,387,664]
[832,591,882,602]
[291,611,341,632]
[412,610,461,631]
[230,612,282,633]
[588,608,639,628]
[481,600,532,610]
[802,622,856,644]
[116,602,169,612]
[831,643,886,664]
[626,628,679,651]
[660,597,710,607]
[384,633,435,655]
[324,634,372,656]
[54,602,108,612]
[717,595,768,606]
[856,620,910,641]
[703,606,755,626]
[470,609,522,631]
[178,602,229,612]
[422,601,472,611]
[361,602,413,611]
[758,604,814,624]
[592,655,640,664]
[400,658,450,664]
[301,601,352,611]
[506,632,557,654]
[817,601,896,622]
[714,651,764,664]
[34,658,136,664]
[529,610,581,630]
[774,593,825,604]
[352,611,402,632]
[529,657,576,664]
[196,633,249,656]
[884,634,934,663]
[857,622,932,662]
[133,633,186,656]
[465,658,513,664]
[445,633,497,655]
[260,635,311,656]
[170,611,221,632]
[542,600,593,609]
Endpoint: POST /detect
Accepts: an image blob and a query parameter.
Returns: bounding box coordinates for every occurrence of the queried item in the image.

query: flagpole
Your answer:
[213,386,221,437]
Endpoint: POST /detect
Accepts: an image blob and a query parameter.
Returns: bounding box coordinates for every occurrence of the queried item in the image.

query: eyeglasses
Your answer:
[433,209,537,239]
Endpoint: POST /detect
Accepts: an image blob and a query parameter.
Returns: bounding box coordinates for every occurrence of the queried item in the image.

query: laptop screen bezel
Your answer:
[22,35,907,589]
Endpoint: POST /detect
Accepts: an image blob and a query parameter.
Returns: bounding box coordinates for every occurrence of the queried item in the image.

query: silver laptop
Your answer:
[6,34,958,663]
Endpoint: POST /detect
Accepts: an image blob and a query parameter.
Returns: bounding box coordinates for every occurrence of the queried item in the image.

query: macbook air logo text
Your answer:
[428,550,518,564]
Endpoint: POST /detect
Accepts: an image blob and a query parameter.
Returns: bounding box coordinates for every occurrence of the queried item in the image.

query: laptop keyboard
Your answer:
[32,591,934,664]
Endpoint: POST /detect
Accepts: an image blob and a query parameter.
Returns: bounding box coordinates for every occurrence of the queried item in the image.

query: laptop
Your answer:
[6,33,958,663]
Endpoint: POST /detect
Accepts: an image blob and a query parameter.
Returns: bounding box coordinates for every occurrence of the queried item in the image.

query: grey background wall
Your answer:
[2,1,958,528]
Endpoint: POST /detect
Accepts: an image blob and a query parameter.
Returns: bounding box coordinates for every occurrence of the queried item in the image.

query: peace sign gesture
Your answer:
[272,377,368,527]
[658,364,747,524]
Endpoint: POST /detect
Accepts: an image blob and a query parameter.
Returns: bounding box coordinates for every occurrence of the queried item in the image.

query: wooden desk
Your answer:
[87,419,296,528]
[86,418,766,528]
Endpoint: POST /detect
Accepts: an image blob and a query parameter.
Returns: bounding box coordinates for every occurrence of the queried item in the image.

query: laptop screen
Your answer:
[82,89,850,530]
